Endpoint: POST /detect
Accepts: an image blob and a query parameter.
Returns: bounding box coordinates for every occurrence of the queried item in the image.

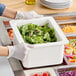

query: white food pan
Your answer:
[10,17,68,68]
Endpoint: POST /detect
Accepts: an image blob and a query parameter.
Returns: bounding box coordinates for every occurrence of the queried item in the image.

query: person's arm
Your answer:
[0,46,9,56]
[2,7,17,19]
[0,3,43,19]
[0,3,17,19]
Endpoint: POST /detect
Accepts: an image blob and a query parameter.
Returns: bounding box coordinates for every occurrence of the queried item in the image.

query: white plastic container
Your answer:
[10,17,68,68]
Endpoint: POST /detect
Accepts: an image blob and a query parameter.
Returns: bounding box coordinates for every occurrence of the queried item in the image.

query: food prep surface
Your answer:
[1,13,76,76]
[1,0,76,14]
[1,0,76,75]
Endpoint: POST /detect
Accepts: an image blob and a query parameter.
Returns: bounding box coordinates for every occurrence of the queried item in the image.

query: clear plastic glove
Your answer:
[7,43,32,61]
[15,11,43,19]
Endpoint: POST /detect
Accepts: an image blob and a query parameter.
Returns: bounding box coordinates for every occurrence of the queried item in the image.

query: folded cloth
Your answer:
[15,11,43,19]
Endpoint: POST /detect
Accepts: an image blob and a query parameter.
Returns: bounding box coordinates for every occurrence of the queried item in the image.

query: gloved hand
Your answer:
[15,11,43,19]
[7,43,32,61]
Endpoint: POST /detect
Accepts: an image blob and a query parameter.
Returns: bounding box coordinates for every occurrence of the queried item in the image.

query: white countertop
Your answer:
[0,33,14,76]
[0,17,23,76]
[0,57,14,76]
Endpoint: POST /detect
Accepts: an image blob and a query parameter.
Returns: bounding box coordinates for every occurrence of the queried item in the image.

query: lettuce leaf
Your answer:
[18,23,57,44]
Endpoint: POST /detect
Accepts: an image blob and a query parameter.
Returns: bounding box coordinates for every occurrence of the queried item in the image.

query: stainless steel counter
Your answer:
[14,71,25,76]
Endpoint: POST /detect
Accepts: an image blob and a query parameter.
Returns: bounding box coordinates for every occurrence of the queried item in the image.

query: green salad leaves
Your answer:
[18,23,57,44]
